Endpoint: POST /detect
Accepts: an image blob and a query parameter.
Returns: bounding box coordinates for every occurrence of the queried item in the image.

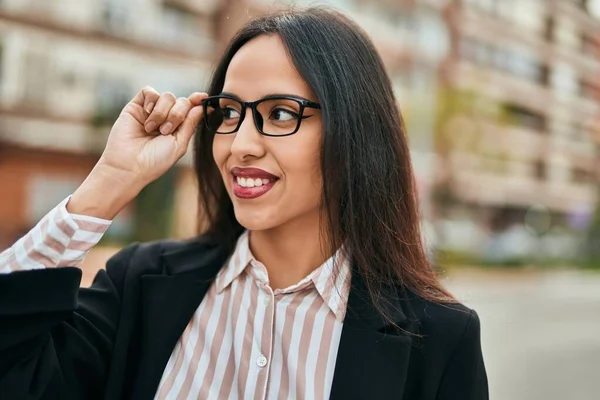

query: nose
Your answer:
[229,107,266,160]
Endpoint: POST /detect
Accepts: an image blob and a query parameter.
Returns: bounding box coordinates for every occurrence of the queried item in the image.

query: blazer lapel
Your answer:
[329,270,415,400]
[130,239,230,399]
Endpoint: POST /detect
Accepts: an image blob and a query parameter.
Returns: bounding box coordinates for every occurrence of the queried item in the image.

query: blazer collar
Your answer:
[329,266,415,400]
[129,236,231,399]
[161,235,230,277]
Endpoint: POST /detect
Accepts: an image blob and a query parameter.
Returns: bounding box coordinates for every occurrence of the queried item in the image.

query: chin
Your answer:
[233,206,281,231]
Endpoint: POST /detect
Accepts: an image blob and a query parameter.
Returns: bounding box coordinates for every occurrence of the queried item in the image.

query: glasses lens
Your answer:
[204,97,242,134]
[204,96,304,135]
[256,98,302,136]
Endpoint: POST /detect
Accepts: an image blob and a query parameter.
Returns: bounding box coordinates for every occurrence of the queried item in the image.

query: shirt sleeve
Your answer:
[0,196,112,273]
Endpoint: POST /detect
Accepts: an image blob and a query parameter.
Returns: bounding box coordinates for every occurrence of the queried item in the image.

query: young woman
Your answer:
[0,7,488,400]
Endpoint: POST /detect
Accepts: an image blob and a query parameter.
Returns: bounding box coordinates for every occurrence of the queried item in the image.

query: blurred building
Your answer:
[0,0,219,246]
[0,0,447,246]
[1,0,599,260]
[434,0,600,258]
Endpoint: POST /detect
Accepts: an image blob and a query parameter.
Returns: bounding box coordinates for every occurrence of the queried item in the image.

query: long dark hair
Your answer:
[194,6,455,322]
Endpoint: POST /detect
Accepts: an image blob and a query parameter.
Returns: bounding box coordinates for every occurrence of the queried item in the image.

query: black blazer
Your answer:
[0,236,488,400]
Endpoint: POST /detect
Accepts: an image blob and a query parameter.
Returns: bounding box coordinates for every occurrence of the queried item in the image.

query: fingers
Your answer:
[134,88,207,138]
[188,92,207,106]
[174,105,205,156]
[142,87,161,114]
[179,93,208,135]
[172,93,207,157]
[144,92,177,134]
[143,92,208,135]
[159,97,192,135]
[173,93,208,154]
[131,86,160,114]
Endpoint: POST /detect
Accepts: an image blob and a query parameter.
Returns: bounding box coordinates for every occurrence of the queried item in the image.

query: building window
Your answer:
[504,104,547,131]
[460,36,545,84]
[571,166,594,184]
[534,160,547,180]
[539,65,550,86]
[544,16,554,42]
[503,50,544,83]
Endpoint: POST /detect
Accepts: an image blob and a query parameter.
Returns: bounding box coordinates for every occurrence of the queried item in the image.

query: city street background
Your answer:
[1,0,600,399]
[446,268,600,400]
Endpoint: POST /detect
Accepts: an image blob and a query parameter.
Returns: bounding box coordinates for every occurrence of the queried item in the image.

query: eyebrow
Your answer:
[220,91,314,102]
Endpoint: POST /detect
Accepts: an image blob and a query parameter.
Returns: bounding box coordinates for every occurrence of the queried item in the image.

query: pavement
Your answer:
[443,268,600,400]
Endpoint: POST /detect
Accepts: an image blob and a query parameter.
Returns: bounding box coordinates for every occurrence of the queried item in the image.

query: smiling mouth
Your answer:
[231,175,277,199]
[230,167,279,199]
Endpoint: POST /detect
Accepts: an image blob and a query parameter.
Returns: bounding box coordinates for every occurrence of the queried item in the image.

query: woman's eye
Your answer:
[270,108,299,122]
[222,107,240,120]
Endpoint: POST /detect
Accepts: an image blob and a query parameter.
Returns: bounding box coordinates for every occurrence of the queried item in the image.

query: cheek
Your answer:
[212,136,231,169]
[279,136,322,195]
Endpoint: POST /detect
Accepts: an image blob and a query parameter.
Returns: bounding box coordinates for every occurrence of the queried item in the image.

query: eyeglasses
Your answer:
[201,94,321,137]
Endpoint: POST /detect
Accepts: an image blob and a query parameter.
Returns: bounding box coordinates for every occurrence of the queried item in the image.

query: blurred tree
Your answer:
[585,203,600,266]
[431,86,503,216]
[132,167,176,242]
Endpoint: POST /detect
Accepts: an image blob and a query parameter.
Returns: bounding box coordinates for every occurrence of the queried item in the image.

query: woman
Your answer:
[0,7,488,400]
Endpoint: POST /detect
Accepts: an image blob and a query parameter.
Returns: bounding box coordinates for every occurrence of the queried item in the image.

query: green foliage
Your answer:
[584,202,600,266]
[91,107,122,128]
[132,168,176,242]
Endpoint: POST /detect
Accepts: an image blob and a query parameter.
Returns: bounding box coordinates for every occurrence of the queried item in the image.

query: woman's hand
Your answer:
[100,87,207,186]
[68,87,208,219]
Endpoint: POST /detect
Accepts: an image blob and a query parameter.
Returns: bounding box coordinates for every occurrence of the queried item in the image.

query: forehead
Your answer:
[223,34,316,101]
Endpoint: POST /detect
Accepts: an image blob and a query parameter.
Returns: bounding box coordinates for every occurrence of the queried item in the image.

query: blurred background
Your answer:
[0,0,599,398]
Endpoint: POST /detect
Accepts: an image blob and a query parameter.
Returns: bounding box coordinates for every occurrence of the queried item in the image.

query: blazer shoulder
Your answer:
[102,235,216,292]
[404,289,480,349]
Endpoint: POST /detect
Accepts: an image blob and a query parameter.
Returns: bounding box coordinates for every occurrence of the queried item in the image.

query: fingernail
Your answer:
[145,121,157,132]
[160,122,173,135]
[146,102,155,114]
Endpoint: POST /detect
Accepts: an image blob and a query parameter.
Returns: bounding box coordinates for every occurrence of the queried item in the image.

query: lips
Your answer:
[231,167,279,180]
[230,166,279,199]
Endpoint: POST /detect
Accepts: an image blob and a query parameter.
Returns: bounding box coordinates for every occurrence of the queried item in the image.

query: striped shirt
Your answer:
[0,197,112,273]
[0,197,352,400]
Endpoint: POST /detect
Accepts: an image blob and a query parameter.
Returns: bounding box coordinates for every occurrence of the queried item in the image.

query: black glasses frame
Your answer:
[201,94,321,137]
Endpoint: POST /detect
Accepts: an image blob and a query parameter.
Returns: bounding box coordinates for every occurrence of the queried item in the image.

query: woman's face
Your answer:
[212,34,323,231]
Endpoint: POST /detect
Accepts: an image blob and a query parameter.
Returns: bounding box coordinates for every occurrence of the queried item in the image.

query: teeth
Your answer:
[236,176,272,188]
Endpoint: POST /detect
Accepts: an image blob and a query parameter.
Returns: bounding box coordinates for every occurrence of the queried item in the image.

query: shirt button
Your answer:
[257,355,268,368]
[264,296,271,305]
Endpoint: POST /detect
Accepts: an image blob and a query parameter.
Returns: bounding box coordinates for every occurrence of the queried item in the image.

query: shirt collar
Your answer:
[309,248,351,321]
[214,230,352,322]
[214,231,253,294]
